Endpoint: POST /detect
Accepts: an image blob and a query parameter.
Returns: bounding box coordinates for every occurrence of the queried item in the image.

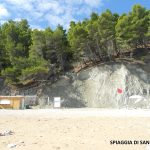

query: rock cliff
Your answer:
[0,62,150,108]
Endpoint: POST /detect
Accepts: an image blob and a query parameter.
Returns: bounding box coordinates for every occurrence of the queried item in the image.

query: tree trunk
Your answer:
[113,39,118,55]
[96,38,102,61]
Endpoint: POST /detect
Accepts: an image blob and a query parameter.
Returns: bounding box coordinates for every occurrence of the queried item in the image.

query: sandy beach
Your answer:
[0,109,150,150]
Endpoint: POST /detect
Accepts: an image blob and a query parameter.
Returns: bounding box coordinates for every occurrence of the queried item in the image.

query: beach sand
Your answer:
[0,109,150,150]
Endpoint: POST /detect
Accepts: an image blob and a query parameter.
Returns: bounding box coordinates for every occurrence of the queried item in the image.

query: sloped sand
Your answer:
[0,109,150,150]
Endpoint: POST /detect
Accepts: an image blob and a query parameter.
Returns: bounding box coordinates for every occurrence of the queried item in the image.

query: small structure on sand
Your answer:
[0,96,24,109]
[53,97,61,108]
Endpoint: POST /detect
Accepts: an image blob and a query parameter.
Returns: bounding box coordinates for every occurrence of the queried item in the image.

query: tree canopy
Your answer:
[0,4,149,86]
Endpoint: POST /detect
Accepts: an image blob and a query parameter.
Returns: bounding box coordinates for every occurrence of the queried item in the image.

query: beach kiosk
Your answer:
[0,96,24,109]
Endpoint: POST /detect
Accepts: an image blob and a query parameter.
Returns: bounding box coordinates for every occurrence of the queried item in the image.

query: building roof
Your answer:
[0,95,24,98]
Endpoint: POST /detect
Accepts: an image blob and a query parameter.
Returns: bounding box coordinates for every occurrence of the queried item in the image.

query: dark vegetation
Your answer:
[0,4,149,87]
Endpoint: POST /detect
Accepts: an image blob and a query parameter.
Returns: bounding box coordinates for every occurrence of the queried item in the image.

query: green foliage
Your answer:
[98,10,119,55]
[20,53,49,82]
[0,4,149,86]
[1,67,20,84]
[21,66,49,80]
[30,29,46,58]
[116,5,149,50]
[67,21,89,60]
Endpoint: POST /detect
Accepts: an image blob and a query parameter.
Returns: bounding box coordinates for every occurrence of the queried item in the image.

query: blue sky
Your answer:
[0,0,150,30]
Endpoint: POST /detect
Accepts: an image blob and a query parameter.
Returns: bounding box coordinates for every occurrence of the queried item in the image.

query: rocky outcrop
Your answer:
[40,63,150,108]
[0,63,150,108]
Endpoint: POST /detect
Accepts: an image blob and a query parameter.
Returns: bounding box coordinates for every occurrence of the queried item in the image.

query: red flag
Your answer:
[117,88,122,94]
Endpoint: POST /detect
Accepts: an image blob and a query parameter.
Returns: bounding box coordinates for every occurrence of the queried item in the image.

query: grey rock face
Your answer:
[41,63,150,108]
[0,63,150,108]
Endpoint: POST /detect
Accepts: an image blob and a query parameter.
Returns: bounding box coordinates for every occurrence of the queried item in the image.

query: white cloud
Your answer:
[31,11,44,18]
[84,0,103,7]
[46,14,64,26]
[0,4,10,18]
[14,18,22,21]
[30,24,44,30]
[37,1,64,15]
[64,0,84,5]
[74,6,91,17]
[2,0,103,29]
[64,0,102,7]
[0,20,8,25]
[45,12,76,29]
[5,0,33,11]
